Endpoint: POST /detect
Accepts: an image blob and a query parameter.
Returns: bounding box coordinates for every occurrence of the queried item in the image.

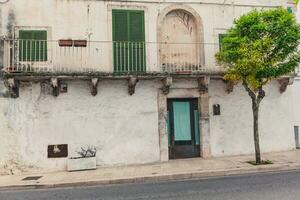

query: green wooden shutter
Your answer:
[129,11,145,72]
[19,30,47,61]
[129,11,144,42]
[113,10,129,72]
[112,10,129,41]
[19,30,33,61]
[219,34,227,52]
[33,31,47,61]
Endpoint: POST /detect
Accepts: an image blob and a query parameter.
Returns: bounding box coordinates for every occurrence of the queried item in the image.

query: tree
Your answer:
[216,8,300,164]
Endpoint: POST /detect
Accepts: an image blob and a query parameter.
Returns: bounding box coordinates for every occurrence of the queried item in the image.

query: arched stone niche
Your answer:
[157,5,204,72]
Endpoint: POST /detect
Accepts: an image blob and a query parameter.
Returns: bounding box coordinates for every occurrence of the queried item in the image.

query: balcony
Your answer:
[2,39,223,77]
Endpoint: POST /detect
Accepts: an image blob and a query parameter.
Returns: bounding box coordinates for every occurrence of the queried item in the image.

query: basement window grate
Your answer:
[22,176,43,181]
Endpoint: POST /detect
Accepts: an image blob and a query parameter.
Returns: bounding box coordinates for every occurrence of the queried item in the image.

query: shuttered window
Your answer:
[218,34,227,52]
[112,10,146,73]
[287,7,293,13]
[19,30,47,61]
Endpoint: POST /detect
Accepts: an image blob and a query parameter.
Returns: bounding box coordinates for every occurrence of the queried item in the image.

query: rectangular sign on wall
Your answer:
[47,144,68,158]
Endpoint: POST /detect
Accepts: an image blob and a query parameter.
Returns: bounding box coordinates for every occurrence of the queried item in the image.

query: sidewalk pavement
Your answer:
[0,150,299,190]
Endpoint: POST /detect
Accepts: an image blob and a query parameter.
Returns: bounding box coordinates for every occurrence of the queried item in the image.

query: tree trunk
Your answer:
[243,82,265,164]
[252,98,262,164]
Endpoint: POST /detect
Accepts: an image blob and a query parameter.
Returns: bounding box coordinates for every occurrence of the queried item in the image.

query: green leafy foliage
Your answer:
[216,8,300,90]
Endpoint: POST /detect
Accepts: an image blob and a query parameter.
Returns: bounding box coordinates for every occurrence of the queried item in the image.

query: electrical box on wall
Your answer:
[213,104,221,115]
[60,82,68,93]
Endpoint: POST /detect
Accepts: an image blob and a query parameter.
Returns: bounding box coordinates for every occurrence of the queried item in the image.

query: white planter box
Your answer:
[67,157,97,172]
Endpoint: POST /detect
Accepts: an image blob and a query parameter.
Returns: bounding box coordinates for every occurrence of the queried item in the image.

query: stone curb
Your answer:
[0,163,299,191]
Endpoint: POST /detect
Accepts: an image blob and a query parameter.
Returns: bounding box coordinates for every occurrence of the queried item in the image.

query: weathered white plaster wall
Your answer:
[0,80,161,172]
[292,79,300,127]
[0,78,296,172]
[210,80,296,157]
[0,82,12,162]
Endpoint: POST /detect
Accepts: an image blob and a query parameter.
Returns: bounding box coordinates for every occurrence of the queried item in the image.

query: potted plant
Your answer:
[67,146,97,172]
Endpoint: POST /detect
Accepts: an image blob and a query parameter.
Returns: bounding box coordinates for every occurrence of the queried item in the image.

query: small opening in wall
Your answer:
[213,104,221,115]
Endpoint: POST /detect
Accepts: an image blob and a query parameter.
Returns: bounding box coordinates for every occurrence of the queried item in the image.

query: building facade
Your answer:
[291,1,300,150]
[0,0,298,174]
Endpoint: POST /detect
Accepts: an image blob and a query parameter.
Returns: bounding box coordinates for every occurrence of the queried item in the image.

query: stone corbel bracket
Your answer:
[223,80,236,94]
[161,77,173,95]
[198,76,210,94]
[50,77,60,97]
[4,78,19,98]
[91,78,99,96]
[278,77,294,93]
[128,76,139,95]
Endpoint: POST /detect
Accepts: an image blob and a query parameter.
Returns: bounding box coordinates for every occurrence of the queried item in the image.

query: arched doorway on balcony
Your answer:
[158,5,204,73]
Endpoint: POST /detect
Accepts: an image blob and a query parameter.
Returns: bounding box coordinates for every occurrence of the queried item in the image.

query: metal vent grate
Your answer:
[22,176,42,181]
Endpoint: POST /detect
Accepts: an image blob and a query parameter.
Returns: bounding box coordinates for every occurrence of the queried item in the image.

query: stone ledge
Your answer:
[2,71,225,81]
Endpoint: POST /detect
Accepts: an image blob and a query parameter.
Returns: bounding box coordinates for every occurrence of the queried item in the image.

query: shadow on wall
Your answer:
[0,80,9,97]
[0,39,3,69]
[0,6,2,69]
[0,9,16,69]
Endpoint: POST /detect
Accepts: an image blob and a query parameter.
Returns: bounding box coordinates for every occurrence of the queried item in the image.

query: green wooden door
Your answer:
[19,30,47,62]
[112,10,146,73]
[167,99,200,159]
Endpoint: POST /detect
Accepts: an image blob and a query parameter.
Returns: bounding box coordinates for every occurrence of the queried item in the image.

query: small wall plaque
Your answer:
[48,144,68,158]
[60,82,68,93]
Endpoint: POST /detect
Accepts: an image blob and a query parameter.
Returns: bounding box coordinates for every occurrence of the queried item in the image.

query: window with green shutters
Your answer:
[112,10,146,73]
[19,30,47,62]
[218,33,227,52]
[287,7,293,14]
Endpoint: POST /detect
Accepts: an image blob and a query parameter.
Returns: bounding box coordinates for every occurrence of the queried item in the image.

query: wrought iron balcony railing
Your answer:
[2,39,222,75]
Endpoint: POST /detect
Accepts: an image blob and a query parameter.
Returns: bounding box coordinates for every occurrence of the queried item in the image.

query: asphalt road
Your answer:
[0,170,300,200]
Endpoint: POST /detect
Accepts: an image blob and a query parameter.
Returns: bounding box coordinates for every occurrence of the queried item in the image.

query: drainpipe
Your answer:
[295,126,300,149]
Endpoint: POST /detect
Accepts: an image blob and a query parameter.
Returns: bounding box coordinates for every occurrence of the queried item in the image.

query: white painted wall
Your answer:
[0,80,161,173]
[210,80,295,157]
[292,79,300,126]
[0,78,297,173]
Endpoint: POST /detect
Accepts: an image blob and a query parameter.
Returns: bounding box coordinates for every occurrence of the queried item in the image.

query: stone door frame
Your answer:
[158,86,211,162]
